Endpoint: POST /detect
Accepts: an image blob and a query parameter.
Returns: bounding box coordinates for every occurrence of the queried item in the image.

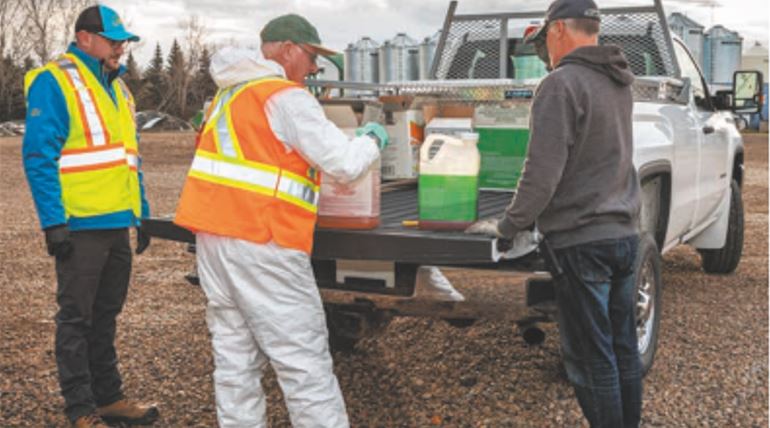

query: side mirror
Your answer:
[712,90,733,111]
[732,70,763,114]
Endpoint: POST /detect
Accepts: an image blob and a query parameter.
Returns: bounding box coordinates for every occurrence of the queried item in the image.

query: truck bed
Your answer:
[143,184,517,265]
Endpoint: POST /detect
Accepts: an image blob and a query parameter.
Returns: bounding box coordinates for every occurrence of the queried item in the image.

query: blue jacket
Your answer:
[23,43,150,231]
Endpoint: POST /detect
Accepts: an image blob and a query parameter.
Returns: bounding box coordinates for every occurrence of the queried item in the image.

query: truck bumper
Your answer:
[321,266,554,321]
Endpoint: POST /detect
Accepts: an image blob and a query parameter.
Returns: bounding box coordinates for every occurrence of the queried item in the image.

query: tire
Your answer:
[325,308,392,353]
[635,233,662,377]
[700,180,744,274]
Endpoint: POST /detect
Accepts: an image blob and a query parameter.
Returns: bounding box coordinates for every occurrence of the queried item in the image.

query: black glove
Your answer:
[44,225,74,261]
[136,226,151,255]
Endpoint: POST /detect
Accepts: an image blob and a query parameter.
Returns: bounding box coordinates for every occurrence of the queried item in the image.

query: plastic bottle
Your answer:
[317,158,381,229]
[418,132,480,227]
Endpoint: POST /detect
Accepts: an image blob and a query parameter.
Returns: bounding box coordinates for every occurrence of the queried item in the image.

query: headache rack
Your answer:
[431,0,681,80]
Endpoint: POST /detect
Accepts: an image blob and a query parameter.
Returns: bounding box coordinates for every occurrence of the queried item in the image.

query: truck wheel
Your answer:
[700,180,744,274]
[635,233,662,377]
[325,308,392,353]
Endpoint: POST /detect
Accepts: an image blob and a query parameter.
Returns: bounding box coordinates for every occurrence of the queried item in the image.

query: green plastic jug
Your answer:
[418,133,480,225]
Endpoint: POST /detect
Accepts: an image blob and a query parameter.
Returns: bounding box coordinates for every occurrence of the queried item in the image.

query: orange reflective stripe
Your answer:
[56,55,111,147]
[57,64,94,147]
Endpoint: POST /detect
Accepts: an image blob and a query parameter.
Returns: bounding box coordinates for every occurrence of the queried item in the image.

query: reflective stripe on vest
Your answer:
[190,78,320,213]
[55,57,110,147]
[188,151,320,213]
[60,144,127,173]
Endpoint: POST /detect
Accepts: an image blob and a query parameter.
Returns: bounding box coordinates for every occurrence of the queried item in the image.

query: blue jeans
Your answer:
[552,235,642,428]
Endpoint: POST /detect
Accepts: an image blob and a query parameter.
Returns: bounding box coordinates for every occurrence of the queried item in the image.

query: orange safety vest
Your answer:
[174,78,321,254]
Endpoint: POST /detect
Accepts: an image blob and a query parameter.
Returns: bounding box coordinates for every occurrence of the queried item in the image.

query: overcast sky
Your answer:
[101,0,769,67]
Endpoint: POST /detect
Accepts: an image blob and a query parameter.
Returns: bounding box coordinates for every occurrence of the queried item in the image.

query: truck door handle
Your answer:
[702,125,715,134]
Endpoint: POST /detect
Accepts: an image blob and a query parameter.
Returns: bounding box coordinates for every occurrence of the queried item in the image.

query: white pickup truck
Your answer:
[144,0,763,375]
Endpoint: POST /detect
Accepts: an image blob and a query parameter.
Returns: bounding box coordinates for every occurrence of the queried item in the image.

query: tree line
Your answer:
[0,0,217,123]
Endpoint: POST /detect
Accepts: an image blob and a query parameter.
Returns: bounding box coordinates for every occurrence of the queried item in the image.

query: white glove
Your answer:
[464,217,504,238]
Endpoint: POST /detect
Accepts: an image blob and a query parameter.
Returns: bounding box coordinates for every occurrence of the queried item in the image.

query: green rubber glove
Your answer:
[355,122,389,150]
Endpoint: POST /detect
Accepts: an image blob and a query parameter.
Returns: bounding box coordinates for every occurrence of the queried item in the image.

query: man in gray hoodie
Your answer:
[466,0,641,426]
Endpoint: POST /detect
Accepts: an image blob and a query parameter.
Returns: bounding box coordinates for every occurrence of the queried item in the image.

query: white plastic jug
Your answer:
[418,133,480,223]
[420,133,481,175]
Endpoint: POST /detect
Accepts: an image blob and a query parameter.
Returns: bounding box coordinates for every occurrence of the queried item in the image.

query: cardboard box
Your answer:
[422,103,475,124]
[381,110,424,180]
[424,118,474,137]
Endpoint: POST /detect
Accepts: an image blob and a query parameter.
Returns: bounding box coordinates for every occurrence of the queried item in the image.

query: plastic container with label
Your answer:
[418,133,480,228]
[316,108,382,230]
[317,157,381,229]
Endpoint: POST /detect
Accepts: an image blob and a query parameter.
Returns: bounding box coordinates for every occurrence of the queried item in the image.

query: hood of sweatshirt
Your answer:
[209,46,287,88]
[557,45,635,86]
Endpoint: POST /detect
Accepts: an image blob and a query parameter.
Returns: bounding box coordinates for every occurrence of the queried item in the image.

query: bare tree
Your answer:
[58,0,97,49]
[176,15,209,117]
[0,0,30,121]
[21,0,95,65]
[21,0,58,64]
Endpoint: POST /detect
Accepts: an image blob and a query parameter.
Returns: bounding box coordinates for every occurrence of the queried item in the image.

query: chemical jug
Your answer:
[418,133,480,227]
[317,104,383,230]
[317,156,381,230]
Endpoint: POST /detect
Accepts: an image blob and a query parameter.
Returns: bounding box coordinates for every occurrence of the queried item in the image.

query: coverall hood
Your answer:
[209,47,286,88]
[557,45,635,87]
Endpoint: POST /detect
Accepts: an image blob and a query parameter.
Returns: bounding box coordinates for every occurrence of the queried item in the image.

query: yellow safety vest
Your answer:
[24,53,141,220]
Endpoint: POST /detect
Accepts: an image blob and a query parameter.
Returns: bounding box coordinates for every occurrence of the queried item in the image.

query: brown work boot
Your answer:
[72,413,109,428]
[97,398,159,425]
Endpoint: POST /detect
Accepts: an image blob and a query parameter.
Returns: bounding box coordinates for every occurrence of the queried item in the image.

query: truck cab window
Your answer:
[673,41,712,111]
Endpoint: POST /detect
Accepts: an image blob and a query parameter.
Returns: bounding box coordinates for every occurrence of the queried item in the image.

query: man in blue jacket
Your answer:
[23,5,158,427]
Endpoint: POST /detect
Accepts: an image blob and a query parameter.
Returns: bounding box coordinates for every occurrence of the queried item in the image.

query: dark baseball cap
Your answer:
[260,14,338,56]
[75,5,139,42]
[526,0,601,44]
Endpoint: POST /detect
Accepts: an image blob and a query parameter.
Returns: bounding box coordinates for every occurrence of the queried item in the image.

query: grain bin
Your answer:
[668,13,705,69]
[705,25,743,85]
[344,37,380,83]
[379,33,419,82]
[418,30,442,80]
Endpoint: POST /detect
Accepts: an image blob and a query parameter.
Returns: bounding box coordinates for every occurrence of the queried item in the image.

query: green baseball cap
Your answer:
[260,14,338,56]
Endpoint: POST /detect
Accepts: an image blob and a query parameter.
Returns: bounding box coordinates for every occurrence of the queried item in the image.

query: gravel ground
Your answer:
[1,132,767,427]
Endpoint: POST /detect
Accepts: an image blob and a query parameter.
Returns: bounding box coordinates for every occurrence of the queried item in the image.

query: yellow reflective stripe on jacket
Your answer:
[189,151,319,213]
[55,56,110,147]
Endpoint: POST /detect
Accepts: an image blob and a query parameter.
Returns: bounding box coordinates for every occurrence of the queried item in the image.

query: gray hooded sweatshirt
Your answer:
[497,45,640,249]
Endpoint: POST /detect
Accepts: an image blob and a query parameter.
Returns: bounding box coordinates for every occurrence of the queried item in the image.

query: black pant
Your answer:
[54,229,131,422]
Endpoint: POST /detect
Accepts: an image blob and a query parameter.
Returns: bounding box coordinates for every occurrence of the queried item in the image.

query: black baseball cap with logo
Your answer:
[75,5,140,42]
[526,0,601,44]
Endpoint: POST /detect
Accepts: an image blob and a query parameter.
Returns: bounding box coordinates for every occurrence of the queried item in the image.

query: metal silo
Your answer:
[706,25,743,85]
[419,30,442,80]
[668,13,705,69]
[379,33,419,82]
[344,37,379,83]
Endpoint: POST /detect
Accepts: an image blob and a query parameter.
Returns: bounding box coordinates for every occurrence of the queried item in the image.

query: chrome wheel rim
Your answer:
[636,255,656,354]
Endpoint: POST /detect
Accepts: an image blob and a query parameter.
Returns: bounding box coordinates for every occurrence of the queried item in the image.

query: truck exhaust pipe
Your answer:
[519,322,546,345]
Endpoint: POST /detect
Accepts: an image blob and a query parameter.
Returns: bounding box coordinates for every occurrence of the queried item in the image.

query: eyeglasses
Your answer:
[296,43,318,64]
[93,33,127,49]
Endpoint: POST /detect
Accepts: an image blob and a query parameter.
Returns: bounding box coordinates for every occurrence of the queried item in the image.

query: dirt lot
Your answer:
[1,132,767,427]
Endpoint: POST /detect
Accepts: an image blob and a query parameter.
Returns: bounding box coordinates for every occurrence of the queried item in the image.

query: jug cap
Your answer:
[460,132,479,142]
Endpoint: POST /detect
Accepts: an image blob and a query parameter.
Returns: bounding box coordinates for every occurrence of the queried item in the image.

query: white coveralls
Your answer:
[197,48,380,428]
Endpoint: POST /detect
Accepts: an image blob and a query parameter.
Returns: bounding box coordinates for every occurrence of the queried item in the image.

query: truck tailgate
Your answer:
[143,186,516,265]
